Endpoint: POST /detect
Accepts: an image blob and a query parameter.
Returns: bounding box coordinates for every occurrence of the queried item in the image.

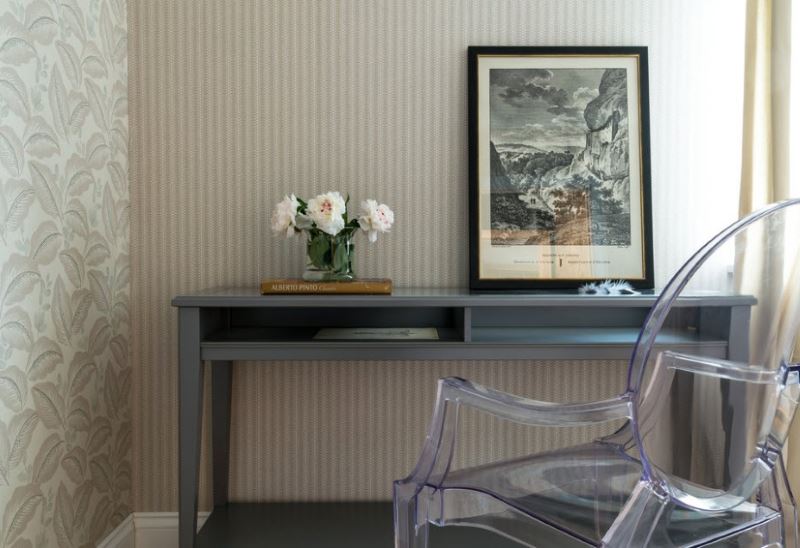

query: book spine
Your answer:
[260,281,392,295]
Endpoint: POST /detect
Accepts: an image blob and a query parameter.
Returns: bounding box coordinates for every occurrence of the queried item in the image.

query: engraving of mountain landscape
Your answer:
[490,68,631,246]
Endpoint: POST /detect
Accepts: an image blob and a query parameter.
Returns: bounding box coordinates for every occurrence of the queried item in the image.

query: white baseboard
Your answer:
[97,512,210,548]
[97,515,134,548]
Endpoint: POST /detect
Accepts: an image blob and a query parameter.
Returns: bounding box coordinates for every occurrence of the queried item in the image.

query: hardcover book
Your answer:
[260,278,392,295]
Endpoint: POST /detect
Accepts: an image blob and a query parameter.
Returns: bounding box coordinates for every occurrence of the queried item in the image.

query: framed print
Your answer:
[468,46,653,291]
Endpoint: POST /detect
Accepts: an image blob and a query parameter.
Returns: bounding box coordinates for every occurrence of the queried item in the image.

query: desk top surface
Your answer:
[172,287,756,308]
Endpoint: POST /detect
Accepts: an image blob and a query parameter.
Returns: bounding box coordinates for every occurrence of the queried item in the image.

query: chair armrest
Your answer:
[659,351,781,384]
[398,377,631,489]
[439,377,631,426]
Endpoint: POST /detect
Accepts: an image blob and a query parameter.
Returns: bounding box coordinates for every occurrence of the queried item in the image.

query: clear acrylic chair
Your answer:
[394,199,800,547]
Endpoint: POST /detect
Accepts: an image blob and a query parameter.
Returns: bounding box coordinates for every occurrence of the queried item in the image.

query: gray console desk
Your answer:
[171,287,754,547]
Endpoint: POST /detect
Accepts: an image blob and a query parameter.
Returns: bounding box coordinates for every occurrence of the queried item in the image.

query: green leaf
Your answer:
[332,240,349,273]
[307,234,330,268]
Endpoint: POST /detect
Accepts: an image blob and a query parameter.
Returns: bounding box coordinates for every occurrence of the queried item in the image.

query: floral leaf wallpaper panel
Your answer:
[0,0,130,546]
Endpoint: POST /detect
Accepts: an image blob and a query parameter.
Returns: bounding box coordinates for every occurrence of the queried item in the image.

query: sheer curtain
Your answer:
[739,0,791,211]
[788,0,800,495]
[737,0,799,498]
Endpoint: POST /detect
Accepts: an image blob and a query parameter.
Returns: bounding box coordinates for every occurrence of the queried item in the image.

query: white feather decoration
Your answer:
[578,280,640,295]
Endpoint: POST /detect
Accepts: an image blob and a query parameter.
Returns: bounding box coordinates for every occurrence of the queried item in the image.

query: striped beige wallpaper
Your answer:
[128,0,747,510]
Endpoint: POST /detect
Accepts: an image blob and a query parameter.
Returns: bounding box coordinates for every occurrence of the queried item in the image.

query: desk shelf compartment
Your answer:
[197,304,734,362]
[214,305,470,341]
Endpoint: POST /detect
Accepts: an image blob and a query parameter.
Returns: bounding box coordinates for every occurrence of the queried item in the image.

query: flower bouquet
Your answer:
[271,191,394,281]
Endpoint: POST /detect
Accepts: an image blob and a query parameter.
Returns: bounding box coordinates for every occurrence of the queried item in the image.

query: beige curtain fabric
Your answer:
[738,0,799,501]
[739,0,791,213]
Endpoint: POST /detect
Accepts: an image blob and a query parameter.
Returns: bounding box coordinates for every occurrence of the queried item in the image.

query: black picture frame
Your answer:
[468,46,653,291]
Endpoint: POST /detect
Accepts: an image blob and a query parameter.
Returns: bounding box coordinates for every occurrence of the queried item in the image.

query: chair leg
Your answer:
[602,481,668,547]
[777,458,799,548]
[394,481,430,548]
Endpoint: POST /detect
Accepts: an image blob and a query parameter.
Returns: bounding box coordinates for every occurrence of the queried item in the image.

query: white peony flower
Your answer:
[271,194,300,237]
[307,191,346,235]
[358,199,394,242]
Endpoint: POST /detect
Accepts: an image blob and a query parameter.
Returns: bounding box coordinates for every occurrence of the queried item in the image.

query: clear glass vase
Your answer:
[303,231,355,281]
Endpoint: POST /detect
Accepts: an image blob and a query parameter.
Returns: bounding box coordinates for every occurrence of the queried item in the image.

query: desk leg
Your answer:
[212,361,233,507]
[179,308,204,548]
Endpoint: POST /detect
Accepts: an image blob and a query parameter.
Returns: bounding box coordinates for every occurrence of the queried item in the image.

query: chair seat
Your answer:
[433,442,779,547]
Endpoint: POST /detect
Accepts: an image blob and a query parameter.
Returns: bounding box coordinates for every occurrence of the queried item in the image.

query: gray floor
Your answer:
[197,502,524,547]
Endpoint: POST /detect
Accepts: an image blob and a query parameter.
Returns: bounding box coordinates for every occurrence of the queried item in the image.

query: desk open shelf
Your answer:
[201,325,728,361]
[196,502,521,547]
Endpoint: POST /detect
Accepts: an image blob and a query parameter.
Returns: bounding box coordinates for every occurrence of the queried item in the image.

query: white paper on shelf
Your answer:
[313,327,440,340]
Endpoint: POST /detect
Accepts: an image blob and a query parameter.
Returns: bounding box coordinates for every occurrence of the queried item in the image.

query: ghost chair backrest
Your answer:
[628,199,800,511]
